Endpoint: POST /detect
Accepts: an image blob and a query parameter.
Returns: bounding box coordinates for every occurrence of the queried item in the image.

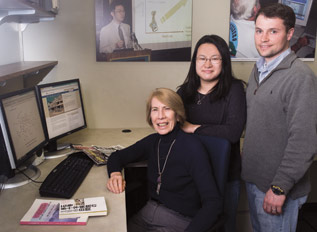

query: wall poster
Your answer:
[229,0,316,61]
[95,0,192,62]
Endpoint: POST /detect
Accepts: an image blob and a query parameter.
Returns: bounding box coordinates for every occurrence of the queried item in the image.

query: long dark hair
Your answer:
[178,34,240,104]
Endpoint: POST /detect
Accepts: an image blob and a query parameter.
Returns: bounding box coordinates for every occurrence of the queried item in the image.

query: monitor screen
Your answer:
[279,0,313,26]
[37,79,86,151]
[0,88,47,171]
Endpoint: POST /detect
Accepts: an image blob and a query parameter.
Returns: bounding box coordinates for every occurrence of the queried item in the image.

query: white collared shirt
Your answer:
[256,48,291,83]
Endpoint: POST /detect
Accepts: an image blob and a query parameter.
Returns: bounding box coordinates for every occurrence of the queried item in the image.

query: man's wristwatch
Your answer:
[271,185,285,195]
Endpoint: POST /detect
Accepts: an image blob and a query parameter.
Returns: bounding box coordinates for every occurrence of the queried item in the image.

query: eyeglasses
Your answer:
[114,10,125,13]
[196,56,222,65]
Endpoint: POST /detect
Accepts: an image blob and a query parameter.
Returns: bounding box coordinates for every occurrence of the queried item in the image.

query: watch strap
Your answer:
[271,185,285,195]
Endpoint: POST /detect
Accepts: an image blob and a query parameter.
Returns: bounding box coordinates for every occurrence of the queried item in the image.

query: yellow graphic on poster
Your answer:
[134,0,192,50]
[160,0,188,24]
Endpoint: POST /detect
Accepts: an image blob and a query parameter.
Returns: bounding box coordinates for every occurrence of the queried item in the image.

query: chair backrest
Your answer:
[195,135,231,197]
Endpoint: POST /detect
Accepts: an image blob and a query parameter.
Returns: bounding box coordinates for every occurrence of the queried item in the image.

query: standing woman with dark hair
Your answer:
[177,34,246,232]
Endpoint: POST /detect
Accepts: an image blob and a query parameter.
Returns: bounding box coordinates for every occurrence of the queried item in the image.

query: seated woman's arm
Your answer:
[106,134,155,193]
[107,172,126,193]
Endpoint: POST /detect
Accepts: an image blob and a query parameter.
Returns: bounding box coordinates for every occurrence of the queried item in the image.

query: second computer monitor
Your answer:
[0,87,47,187]
[279,0,313,26]
[37,79,87,154]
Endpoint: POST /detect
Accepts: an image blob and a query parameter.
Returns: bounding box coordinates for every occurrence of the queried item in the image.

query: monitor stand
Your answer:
[44,148,75,159]
[44,140,75,159]
[4,165,40,189]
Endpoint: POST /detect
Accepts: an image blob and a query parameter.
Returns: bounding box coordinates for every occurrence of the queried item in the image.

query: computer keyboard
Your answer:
[39,152,94,198]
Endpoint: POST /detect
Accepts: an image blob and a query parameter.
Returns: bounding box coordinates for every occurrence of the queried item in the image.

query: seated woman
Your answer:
[107,88,222,232]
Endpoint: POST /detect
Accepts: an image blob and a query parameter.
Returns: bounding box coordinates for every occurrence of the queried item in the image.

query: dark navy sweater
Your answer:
[107,126,222,232]
[177,80,246,181]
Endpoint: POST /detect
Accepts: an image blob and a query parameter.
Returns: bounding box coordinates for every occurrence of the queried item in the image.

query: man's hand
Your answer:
[263,188,286,215]
[116,40,124,49]
[107,172,126,194]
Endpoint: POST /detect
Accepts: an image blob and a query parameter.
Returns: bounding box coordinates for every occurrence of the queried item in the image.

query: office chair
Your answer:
[124,161,148,221]
[195,134,231,232]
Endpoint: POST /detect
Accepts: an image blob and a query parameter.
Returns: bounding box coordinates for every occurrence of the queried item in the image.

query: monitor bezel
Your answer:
[36,78,87,144]
[0,87,48,169]
[279,0,313,27]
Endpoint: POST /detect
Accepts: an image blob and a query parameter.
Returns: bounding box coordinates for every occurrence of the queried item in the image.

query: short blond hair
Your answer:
[146,88,186,127]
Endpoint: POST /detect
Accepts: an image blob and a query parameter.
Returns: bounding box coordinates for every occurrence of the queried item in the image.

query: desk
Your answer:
[0,128,154,232]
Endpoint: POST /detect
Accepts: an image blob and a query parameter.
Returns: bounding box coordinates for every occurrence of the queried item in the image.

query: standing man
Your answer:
[242,3,317,232]
[99,0,132,53]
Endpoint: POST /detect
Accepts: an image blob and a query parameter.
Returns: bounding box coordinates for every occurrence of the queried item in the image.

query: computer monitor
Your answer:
[36,79,87,157]
[279,0,313,26]
[0,87,47,188]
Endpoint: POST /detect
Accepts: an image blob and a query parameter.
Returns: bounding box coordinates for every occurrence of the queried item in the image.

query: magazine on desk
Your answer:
[72,145,124,165]
[20,197,107,225]
[59,196,107,218]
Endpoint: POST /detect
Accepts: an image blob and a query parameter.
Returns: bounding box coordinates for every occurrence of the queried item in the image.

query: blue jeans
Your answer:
[224,180,241,232]
[245,182,307,232]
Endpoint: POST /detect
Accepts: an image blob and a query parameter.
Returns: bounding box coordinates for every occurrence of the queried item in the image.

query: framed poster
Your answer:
[229,0,316,61]
[95,0,192,62]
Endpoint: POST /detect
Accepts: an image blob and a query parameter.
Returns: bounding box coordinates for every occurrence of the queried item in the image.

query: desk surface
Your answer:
[0,127,154,232]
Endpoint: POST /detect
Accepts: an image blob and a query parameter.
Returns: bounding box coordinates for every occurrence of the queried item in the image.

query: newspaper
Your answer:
[72,145,124,165]
[93,145,125,156]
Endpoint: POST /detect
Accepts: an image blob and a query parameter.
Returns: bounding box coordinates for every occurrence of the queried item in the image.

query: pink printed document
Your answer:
[20,197,107,225]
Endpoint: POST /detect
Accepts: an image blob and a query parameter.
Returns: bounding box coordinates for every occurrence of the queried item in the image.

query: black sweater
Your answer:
[178,80,246,181]
[107,126,222,232]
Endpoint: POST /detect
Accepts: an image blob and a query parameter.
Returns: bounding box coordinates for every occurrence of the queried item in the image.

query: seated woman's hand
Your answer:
[107,172,126,194]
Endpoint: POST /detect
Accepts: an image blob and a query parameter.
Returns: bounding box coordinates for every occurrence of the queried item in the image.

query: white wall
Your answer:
[20,0,229,129]
[0,23,21,65]
[4,0,317,129]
